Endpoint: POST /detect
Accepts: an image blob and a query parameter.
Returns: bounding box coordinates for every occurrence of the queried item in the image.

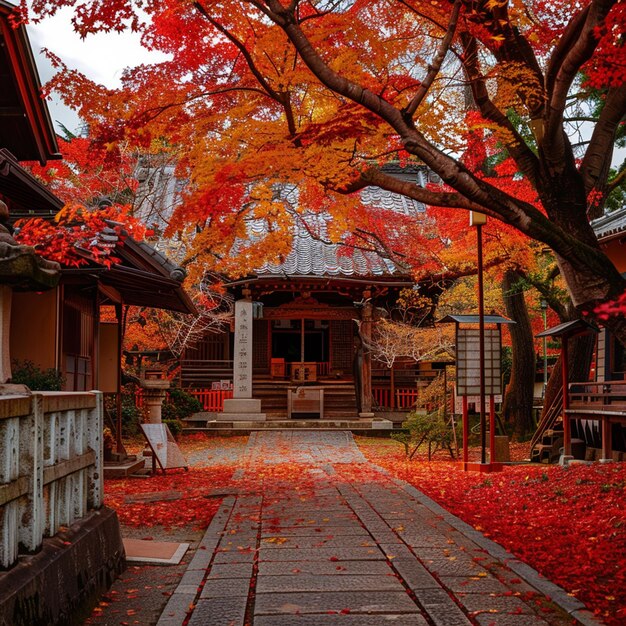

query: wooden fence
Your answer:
[135,388,233,412]
[188,388,233,411]
[373,387,420,410]
[0,391,103,569]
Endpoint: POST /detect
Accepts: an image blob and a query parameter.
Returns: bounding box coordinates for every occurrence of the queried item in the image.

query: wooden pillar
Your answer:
[390,364,396,410]
[601,416,612,461]
[360,298,373,415]
[561,336,571,458]
[0,285,12,383]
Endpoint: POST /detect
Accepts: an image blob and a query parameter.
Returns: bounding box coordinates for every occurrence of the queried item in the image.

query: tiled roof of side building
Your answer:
[592,208,626,241]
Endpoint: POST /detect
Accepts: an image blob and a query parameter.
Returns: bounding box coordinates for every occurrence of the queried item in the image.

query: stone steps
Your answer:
[184,418,393,433]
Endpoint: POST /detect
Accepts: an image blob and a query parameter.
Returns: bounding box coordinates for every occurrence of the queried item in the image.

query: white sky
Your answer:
[27,6,168,135]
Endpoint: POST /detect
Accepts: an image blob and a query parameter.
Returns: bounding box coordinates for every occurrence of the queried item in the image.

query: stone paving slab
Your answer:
[199,577,251,598]
[456,592,539,614]
[253,590,421,615]
[259,536,377,549]
[186,596,247,626]
[261,525,370,537]
[257,559,393,577]
[253,615,429,626]
[257,547,385,561]
[206,562,255,579]
[474,614,550,626]
[255,573,402,593]
[160,431,596,626]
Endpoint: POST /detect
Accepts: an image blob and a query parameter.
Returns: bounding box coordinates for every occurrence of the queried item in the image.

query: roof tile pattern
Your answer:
[253,171,427,278]
[592,209,626,240]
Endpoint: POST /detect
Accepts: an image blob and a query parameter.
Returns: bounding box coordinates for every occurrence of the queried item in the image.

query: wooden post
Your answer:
[489,395,496,463]
[390,364,396,410]
[561,337,571,457]
[360,300,373,414]
[477,222,487,464]
[601,416,612,461]
[462,395,469,466]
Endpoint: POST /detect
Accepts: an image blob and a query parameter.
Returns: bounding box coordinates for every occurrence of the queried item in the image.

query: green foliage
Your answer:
[392,409,454,460]
[390,429,411,456]
[162,387,202,422]
[11,360,64,391]
[163,418,184,438]
[104,386,142,436]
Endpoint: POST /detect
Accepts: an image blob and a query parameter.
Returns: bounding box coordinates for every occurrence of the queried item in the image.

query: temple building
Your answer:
[166,166,446,422]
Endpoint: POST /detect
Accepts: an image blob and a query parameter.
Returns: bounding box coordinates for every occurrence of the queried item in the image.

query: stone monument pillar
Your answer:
[220,298,266,421]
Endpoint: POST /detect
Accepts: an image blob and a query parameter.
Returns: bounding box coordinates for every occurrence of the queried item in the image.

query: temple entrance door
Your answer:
[270,319,329,363]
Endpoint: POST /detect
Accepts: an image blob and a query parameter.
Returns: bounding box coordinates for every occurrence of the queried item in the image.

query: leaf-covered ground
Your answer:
[104,434,246,529]
[99,434,626,625]
[356,436,626,626]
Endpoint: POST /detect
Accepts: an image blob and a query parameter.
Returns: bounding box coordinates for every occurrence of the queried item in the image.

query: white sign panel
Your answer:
[456,327,502,395]
[233,300,253,399]
[453,388,503,414]
[140,423,187,470]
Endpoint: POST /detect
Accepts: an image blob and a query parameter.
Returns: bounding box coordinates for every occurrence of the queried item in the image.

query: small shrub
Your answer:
[11,360,64,391]
[163,418,184,438]
[391,410,455,460]
[162,387,202,422]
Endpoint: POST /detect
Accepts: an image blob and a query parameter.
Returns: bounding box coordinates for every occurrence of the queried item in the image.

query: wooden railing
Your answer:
[569,380,626,410]
[373,387,420,410]
[0,391,103,569]
[188,388,233,411]
[135,388,233,412]
[566,381,626,460]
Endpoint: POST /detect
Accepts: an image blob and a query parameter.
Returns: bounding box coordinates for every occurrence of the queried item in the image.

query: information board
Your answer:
[140,423,188,471]
[456,327,502,396]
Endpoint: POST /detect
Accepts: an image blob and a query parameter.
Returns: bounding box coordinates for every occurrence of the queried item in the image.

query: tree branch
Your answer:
[580,84,626,201]
[404,0,461,118]
[460,33,541,187]
[543,0,617,160]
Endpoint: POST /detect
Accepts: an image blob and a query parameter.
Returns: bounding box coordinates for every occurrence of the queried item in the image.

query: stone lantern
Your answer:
[139,368,170,423]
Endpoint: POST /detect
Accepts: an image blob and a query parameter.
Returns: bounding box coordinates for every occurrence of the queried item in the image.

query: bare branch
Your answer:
[544,0,617,159]
[581,84,626,199]
[404,0,461,118]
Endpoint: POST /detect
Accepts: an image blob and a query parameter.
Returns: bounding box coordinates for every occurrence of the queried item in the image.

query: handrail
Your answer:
[569,380,626,409]
[529,386,563,452]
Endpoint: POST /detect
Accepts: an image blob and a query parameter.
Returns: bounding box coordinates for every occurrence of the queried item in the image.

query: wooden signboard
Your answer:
[456,327,502,396]
[140,423,188,473]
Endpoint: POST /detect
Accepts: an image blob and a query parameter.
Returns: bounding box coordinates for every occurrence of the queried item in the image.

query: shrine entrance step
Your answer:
[184,418,394,434]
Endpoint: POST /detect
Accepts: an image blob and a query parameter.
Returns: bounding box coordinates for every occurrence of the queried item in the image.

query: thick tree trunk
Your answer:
[501,270,536,438]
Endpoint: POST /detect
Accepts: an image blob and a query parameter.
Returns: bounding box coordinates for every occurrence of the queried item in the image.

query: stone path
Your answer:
[157,432,601,626]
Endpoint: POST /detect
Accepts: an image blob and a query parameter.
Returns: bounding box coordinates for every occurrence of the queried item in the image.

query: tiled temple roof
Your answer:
[252,165,428,279]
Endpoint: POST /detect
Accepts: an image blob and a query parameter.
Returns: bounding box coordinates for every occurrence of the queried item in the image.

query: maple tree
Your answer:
[14,202,148,267]
[26,134,138,207]
[25,0,626,344]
